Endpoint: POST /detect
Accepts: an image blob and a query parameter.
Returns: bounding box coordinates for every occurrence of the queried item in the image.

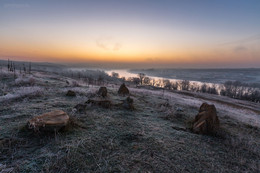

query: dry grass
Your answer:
[1,71,260,172]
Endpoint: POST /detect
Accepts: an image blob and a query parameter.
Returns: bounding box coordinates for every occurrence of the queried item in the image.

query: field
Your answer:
[0,68,260,172]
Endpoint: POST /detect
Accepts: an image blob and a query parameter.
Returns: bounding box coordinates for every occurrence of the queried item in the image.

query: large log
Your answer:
[118,83,129,96]
[28,110,70,132]
[192,103,219,134]
[97,87,107,97]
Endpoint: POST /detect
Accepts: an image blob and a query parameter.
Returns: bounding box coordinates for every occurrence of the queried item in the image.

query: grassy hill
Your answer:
[0,69,260,172]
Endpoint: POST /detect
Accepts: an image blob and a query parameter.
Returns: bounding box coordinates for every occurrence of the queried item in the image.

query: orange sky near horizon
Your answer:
[0,38,258,66]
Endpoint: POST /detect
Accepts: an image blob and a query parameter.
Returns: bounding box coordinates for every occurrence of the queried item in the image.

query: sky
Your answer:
[0,0,260,68]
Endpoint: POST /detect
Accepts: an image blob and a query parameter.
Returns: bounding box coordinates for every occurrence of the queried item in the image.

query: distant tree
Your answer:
[143,77,151,85]
[112,72,119,78]
[201,84,207,93]
[190,85,199,92]
[156,79,162,87]
[10,61,13,72]
[126,77,133,83]
[13,63,16,78]
[232,81,242,98]
[70,71,74,78]
[29,62,32,74]
[163,79,171,89]
[88,76,94,85]
[251,90,260,102]
[152,79,156,86]
[98,75,104,85]
[212,84,218,94]
[23,64,26,73]
[121,77,126,82]
[8,59,10,71]
[220,89,226,96]
[180,80,190,91]
[83,77,89,86]
[132,77,141,86]
[224,81,233,97]
[237,86,244,99]
[138,73,146,85]
[250,83,260,89]
[207,85,217,95]
[171,82,178,90]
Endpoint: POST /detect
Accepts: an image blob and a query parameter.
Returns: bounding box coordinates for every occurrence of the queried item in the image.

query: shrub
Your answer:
[0,86,44,102]
[15,76,36,86]
[71,80,80,87]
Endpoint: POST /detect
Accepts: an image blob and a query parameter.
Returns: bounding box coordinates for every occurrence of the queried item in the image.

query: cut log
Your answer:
[122,97,134,110]
[192,103,219,134]
[86,99,111,109]
[28,110,70,132]
[97,87,107,97]
[118,83,129,96]
[66,90,76,97]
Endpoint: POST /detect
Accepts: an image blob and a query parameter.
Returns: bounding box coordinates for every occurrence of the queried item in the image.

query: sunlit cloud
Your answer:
[233,46,247,52]
[96,39,108,50]
[220,34,260,45]
[113,43,122,51]
[145,57,161,62]
[96,37,122,51]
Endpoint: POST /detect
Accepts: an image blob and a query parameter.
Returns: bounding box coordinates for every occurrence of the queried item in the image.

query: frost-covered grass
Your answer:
[130,87,202,107]
[14,76,36,86]
[130,87,260,127]
[1,69,260,173]
[0,68,15,79]
[0,86,44,102]
[61,85,98,96]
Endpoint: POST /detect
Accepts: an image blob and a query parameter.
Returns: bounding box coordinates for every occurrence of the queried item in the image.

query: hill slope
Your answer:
[0,71,260,172]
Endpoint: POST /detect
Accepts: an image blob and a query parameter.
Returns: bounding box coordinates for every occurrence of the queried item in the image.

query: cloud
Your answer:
[146,58,154,61]
[4,3,30,9]
[96,37,122,51]
[96,39,109,50]
[113,43,122,51]
[145,57,160,61]
[234,46,247,52]
[220,34,260,45]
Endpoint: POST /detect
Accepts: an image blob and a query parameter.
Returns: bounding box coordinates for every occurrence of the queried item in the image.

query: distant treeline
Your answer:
[59,69,114,86]
[219,81,260,102]
[38,69,260,103]
[125,73,260,103]
[0,59,32,80]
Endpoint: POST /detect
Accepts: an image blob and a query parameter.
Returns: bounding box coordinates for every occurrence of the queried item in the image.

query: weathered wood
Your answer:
[28,110,70,132]
[118,83,129,96]
[192,103,219,134]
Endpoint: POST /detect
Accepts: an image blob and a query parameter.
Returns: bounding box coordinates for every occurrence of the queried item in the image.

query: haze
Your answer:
[1,0,260,68]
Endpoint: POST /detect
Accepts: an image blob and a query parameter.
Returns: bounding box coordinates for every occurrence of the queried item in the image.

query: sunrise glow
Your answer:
[0,0,260,67]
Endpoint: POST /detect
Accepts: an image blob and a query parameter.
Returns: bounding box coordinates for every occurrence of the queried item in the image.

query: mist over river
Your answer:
[69,67,260,89]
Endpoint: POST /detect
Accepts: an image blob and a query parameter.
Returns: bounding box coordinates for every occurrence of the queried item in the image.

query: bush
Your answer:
[71,80,80,87]
[0,86,44,102]
[15,76,36,86]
